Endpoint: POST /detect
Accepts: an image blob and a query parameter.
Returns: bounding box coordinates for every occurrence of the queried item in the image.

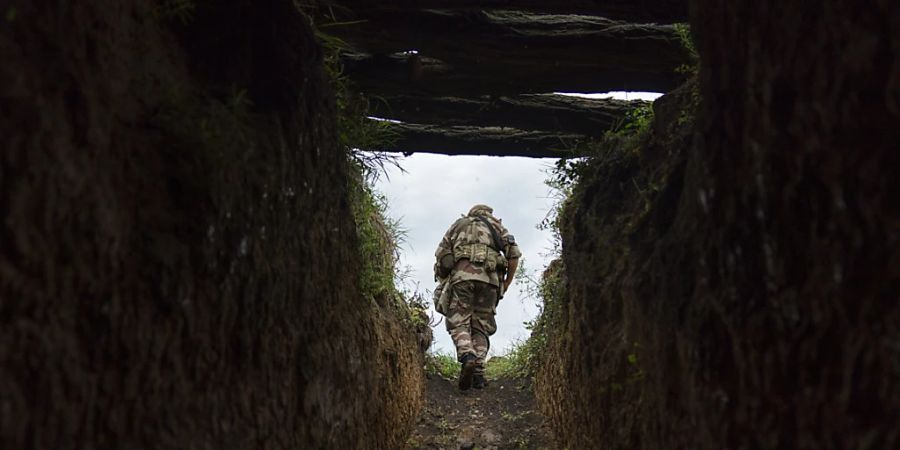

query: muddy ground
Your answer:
[406,375,555,450]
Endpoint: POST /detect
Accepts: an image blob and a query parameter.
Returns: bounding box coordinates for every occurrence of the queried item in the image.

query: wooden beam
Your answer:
[329,10,687,95]
[367,122,590,157]
[322,0,688,24]
[369,94,646,137]
[344,52,680,97]
[325,10,686,63]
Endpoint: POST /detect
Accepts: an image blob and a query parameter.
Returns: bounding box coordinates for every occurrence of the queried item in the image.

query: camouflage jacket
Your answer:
[435,211,522,287]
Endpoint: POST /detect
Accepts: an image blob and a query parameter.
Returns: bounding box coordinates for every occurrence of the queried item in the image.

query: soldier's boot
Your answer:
[458,353,477,391]
[473,374,486,389]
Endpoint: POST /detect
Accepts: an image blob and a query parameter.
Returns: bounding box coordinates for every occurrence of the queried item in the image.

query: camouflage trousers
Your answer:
[445,280,498,376]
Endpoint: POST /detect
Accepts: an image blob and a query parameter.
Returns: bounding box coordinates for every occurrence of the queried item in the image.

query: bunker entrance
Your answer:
[312,2,689,158]
[365,89,662,357]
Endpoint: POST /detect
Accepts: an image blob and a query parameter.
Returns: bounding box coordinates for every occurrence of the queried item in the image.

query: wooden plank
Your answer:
[366,122,591,157]
[322,0,688,24]
[369,94,646,137]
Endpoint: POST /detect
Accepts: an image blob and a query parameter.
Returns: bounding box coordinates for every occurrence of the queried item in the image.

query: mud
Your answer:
[407,376,554,450]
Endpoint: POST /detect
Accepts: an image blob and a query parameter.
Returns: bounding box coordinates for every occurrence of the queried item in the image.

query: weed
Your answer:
[498,107,666,383]
[312,18,424,324]
[485,336,539,380]
[672,23,702,129]
[674,23,700,75]
[347,168,402,299]
[435,418,456,433]
[314,20,401,180]
[425,351,460,379]
[546,102,653,197]
[487,262,567,381]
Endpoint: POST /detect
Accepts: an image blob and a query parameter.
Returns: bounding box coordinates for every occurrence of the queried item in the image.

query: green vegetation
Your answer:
[312,20,433,335]
[482,259,566,381]
[347,170,403,300]
[485,343,535,379]
[492,92,665,383]
[546,102,654,194]
[424,351,461,379]
[673,23,699,76]
[673,23,702,128]
[315,19,398,166]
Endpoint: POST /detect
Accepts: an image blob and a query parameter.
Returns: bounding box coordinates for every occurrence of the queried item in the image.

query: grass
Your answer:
[673,23,699,77]
[481,97,657,389]
[315,18,400,175]
[311,14,428,325]
[347,167,403,301]
[485,338,539,380]
[496,261,567,379]
[425,351,460,379]
[672,23,701,129]
[544,101,654,200]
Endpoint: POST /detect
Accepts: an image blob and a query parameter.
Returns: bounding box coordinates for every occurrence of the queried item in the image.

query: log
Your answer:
[330,10,688,94]
[369,94,647,137]
[325,10,686,63]
[369,122,591,157]
[323,0,688,24]
[344,52,680,97]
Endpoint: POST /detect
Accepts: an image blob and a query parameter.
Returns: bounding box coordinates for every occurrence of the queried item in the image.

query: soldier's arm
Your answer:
[498,223,523,292]
[504,257,520,292]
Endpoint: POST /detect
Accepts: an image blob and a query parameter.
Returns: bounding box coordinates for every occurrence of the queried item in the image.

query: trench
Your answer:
[1,1,898,450]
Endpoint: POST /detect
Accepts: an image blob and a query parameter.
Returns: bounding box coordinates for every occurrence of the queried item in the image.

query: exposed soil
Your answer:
[407,376,555,450]
[535,0,900,448]
[0,1,422,448]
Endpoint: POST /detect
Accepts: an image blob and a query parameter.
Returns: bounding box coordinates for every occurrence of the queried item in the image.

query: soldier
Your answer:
[434,204,521,390]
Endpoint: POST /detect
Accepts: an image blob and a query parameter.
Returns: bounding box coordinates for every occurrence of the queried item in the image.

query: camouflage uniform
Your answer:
[434,205,522,378]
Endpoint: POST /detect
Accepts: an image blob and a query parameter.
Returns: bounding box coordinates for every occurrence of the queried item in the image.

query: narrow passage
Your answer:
[407,375,554,450]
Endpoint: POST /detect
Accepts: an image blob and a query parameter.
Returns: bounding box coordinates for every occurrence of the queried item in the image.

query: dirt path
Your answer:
[406,375,555,450]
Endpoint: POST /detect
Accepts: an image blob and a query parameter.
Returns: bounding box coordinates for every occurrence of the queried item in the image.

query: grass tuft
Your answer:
[425,351,460,379]
[311,12,426,327]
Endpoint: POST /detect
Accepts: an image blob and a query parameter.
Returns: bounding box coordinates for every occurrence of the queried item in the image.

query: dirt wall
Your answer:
[0,1,421,448]
[535,1,899,448]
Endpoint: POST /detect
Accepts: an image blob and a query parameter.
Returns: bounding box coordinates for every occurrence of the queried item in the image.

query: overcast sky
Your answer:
[375,154,558,355]
[373,91,661,356]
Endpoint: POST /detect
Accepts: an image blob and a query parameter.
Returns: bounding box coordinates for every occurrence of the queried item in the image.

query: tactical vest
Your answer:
[451,217,507,273]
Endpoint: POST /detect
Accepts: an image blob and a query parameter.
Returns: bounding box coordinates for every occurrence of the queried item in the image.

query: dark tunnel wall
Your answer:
[536,0,899,448]
[0,1,421,448]
[686,0,900,445]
